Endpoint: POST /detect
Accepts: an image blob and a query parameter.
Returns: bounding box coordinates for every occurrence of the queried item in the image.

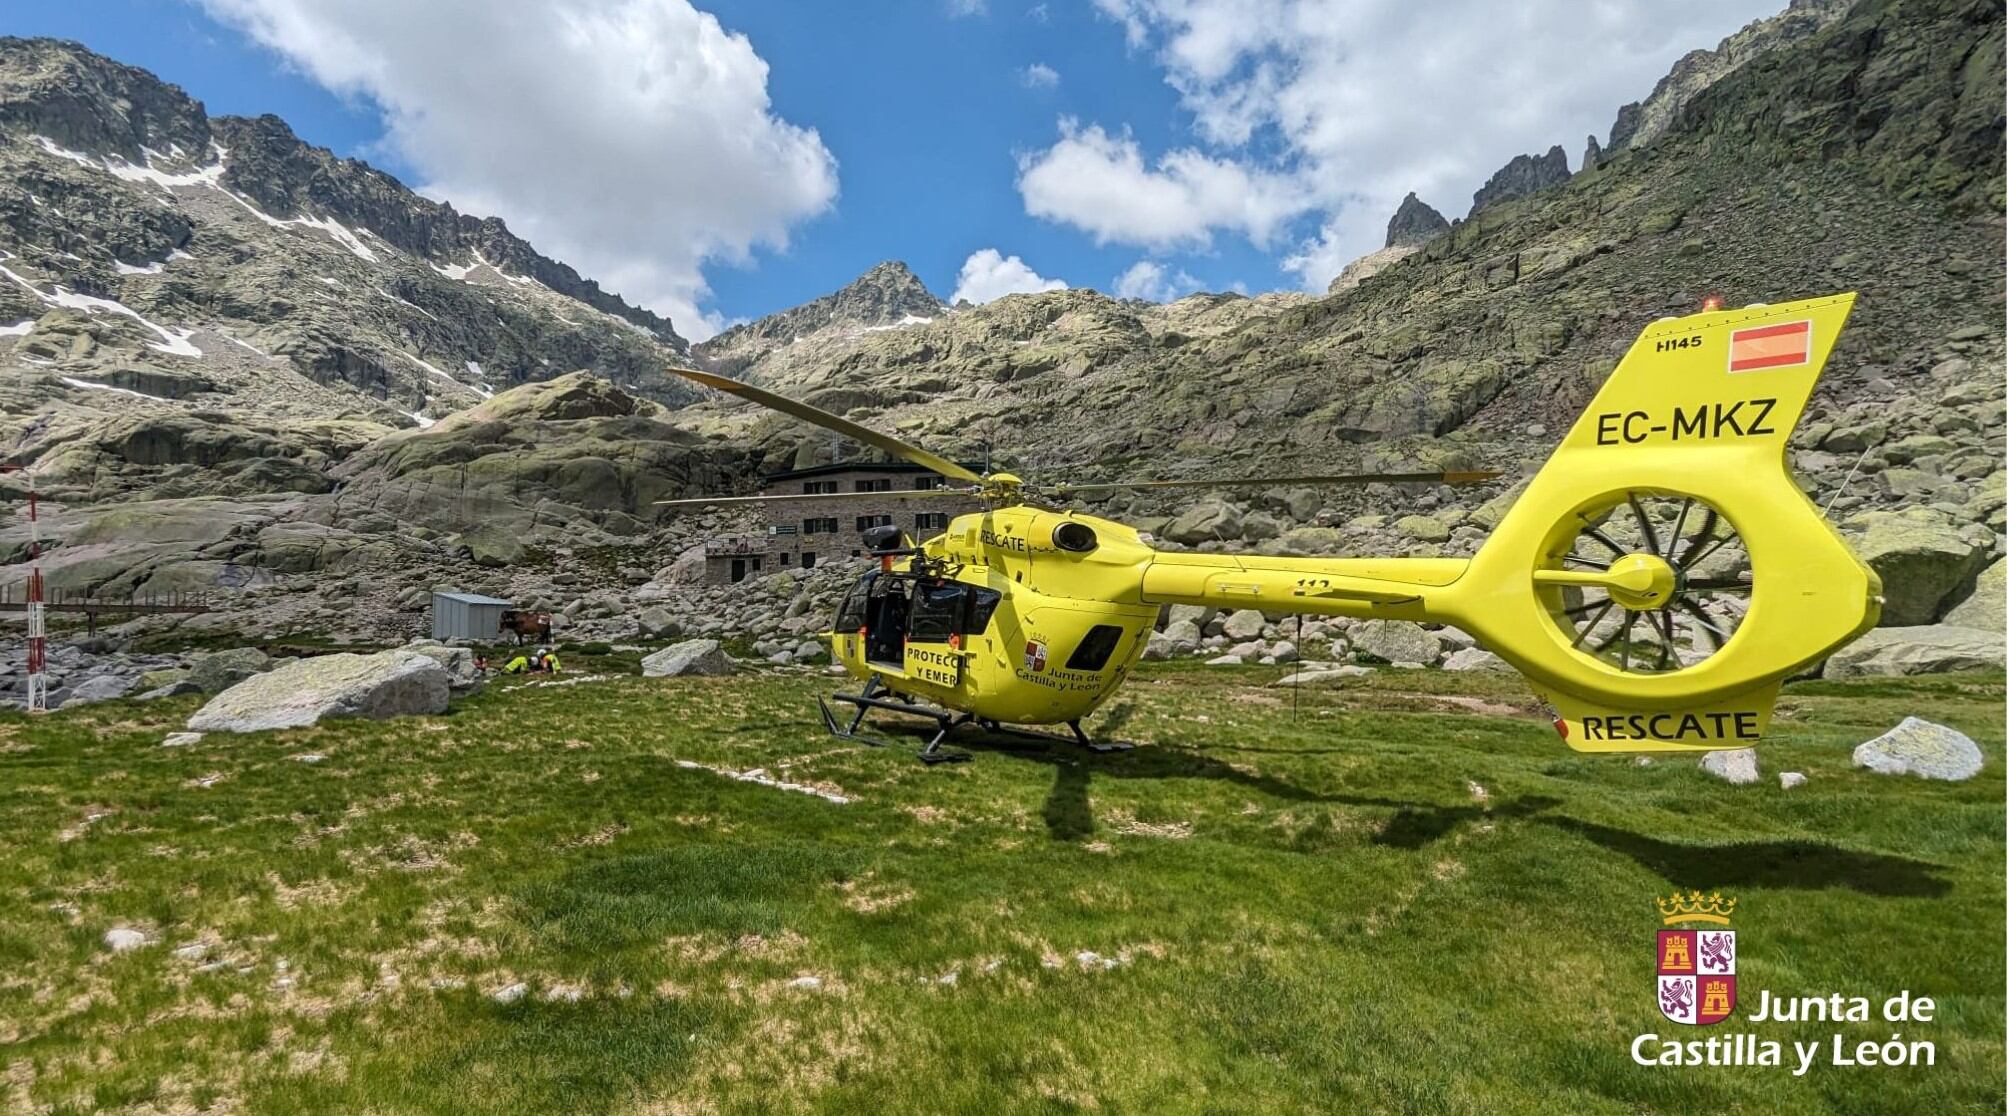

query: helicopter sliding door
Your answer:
[904,580,971,687]
[864,574,911,666]
[908,582,968,645]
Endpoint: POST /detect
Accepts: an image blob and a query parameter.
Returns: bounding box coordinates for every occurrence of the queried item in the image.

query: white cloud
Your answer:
[1020,62,1060,89]
[951,248,1067,304]
[198,0,838,340]
[1017,120,1310,250]
[1112,259,1202,302]
[946,0,987,15]
[1036,0,1782,288]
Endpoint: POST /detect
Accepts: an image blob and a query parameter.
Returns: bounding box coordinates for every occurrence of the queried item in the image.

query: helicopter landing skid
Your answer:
[817,679,972,764]
[975,718,1134,754]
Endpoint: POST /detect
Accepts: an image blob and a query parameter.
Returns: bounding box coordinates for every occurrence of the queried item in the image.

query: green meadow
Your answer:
[0,661,2000,1114]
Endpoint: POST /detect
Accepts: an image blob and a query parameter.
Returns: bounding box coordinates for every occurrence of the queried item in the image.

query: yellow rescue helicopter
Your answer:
[662,293,1881,763]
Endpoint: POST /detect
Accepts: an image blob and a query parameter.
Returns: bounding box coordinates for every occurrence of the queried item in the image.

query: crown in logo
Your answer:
[1658,891,1736,926]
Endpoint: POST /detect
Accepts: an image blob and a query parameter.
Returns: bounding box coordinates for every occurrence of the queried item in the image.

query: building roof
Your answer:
[762,459,986,482]
[433,591,514,606]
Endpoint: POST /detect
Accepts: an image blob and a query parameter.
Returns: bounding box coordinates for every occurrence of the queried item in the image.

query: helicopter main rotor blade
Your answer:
[655,488,978,508]
[1048,469,1500,495]
[669,367,985,485]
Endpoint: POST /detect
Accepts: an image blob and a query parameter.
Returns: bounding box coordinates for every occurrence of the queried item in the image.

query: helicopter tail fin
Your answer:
[1446,293,1881,752]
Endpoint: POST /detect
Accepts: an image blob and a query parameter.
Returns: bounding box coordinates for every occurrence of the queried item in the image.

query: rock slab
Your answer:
[1853,717,1983,781]
[1350,620,1443,665]
[1700,748,1760,785]
[641,639,734,677]
[187,651,449,732]
[190,647,272,694]
[1823,625,2006,678]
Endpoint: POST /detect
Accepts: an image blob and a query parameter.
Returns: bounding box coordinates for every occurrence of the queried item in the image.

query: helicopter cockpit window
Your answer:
[1065,624,1125,671]
[908,581,966,643]
[834,576,872,631]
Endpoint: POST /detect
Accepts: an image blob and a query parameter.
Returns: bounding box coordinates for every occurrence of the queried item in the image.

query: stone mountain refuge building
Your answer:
[704,462,981,585]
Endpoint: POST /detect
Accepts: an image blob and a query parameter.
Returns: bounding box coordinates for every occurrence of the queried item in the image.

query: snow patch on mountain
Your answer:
[62,376,167,401]
[0,264,202,357]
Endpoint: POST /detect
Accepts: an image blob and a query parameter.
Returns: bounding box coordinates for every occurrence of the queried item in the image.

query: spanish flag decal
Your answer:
[1727,319,1813,373]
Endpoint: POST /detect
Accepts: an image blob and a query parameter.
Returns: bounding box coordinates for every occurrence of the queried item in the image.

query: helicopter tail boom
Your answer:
[1138,293,1878,752]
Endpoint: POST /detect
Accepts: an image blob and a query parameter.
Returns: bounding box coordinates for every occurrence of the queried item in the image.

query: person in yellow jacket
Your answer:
[536,649,562,674]
[501,654,530,674]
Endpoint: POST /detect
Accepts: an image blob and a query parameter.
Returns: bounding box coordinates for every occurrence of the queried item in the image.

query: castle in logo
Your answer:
[1656,892,1737,1026]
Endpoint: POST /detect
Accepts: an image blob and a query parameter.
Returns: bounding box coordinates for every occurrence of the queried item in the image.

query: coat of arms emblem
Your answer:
[1023,639,1048,673]
[1656,892,1736,1025]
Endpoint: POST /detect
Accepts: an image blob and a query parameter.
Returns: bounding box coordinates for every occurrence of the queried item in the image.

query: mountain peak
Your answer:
[1469,144,1571,214]
[0,36,211,162]
[839,259,938,305]
[1384,192,1449,248]
[696,259,946,366]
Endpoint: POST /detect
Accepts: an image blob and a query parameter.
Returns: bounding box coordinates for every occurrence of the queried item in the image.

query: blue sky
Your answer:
[12,0,1781,337]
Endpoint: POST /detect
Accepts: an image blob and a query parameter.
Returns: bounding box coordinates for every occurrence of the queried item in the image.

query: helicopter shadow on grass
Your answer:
[1543,817,1951,898]
[880,703,1562,847]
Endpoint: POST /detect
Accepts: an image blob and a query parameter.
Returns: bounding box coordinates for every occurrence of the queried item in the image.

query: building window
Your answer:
[803,480,839,495]
[856,514,894,531]
[802,517,839,535]
[778,552,791,566]
[914,512,950,530]
[801,552,817,569]
[854,478,893,493]
[913,475,945,490]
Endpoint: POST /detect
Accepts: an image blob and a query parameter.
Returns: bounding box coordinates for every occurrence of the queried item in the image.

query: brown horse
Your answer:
[499,609,553,646]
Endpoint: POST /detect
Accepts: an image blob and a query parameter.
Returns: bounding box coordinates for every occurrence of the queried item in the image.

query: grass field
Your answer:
[0,661,2000,1114]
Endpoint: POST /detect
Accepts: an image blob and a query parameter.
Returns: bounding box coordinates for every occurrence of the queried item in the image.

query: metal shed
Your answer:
[431,591,513,641]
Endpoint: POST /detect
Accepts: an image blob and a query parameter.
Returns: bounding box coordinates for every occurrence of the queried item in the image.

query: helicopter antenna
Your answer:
[1292,613,1303,722]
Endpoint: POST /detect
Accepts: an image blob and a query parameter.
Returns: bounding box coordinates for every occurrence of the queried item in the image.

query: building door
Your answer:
[801,552,816,569]
[730,559,746,583]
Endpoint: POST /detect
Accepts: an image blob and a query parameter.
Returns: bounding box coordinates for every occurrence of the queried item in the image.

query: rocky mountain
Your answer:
[1385,192,1450,248]
[1580,135,1604,171]
[1469,144,1571,213]
[695,260,946,377]
[1605,0,1857,154]
[1327,192,1455,295]
[0,36,697,446]
[0,0,1998,667]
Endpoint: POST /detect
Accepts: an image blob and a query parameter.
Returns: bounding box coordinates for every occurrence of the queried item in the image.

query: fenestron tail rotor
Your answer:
[1533,491,1752,676]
